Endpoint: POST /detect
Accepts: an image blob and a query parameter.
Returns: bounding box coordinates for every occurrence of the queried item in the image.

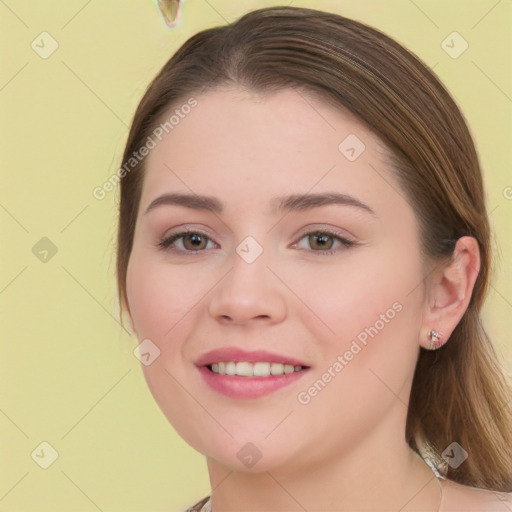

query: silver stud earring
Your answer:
[427,329,442,350]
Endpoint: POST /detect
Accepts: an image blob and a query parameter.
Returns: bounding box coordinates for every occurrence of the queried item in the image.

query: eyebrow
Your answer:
[272,192,375,216]
[144,192,375,216]
[144,193,222,215]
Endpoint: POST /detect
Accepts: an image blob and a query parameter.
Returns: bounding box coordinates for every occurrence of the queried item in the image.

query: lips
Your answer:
[195,347,310,399]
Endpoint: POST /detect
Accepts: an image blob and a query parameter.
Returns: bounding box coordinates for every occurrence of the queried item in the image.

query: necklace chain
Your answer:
[435,476,445,512]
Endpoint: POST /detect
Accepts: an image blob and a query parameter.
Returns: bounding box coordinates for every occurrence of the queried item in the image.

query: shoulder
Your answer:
[441,478,512,511]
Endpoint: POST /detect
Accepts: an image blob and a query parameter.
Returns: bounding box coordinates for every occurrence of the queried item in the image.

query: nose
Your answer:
[207,254,287,326]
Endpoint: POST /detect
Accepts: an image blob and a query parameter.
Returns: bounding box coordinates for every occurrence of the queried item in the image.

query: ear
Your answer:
[420,236,480,350]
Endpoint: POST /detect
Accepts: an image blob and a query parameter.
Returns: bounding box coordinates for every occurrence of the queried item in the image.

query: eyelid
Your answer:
[161,224,217,240]
[292,224,356,243]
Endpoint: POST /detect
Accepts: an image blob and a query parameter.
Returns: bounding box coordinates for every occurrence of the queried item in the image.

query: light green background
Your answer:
[1,1,511,510]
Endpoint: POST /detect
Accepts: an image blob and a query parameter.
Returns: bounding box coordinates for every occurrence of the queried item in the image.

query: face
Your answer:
[126,87,427,473]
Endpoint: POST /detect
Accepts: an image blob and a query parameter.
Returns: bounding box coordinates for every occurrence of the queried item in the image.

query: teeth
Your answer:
[253,362,271,377]
[225,361,236,376]
[209,361,305,377]
[270,363,284,375]
[236,362,254,377]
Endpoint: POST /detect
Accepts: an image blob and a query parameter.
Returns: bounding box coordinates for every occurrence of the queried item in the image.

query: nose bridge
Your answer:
[208,242,287,324]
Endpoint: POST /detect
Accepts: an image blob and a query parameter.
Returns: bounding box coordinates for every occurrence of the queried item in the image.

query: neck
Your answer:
[206,409,441,511]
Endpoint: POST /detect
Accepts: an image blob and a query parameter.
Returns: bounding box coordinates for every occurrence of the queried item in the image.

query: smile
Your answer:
[209,361,305,377]
[195,347,310,398]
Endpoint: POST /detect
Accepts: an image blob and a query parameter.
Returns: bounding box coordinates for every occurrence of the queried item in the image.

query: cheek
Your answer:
[288,247,422,336]
[126,253,213,447]
[282,244,425,388]
[287,250,424,441]
[126,252,205,342]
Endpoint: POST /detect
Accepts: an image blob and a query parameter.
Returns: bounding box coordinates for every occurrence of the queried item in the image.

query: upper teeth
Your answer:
[210,362,303,377]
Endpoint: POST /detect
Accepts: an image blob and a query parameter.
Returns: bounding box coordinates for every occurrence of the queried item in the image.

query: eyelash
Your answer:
[156,228,357,256]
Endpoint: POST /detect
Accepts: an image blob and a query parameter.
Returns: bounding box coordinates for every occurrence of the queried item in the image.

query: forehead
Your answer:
[141,87,397,212]
[147,86,378,161]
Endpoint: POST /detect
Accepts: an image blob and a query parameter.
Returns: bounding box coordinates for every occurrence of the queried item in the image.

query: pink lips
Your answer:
[195,347,310,399]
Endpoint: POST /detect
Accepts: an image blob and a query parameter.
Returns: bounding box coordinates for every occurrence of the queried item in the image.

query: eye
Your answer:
[156,228,355,255]
[157,230,216,252]
[293,230,355,254]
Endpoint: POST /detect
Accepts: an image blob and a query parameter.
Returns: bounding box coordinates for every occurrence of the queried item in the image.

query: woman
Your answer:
[116,6,512,511]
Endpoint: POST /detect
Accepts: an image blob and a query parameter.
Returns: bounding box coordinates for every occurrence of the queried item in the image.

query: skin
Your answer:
[125,87,508,510]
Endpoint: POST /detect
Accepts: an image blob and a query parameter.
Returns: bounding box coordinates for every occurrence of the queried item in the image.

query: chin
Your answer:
[205,448,288,474]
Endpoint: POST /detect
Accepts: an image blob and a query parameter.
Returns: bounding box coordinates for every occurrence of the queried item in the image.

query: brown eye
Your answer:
[157,231,215,252]
[308,232,334,250]
[293,230,355,254]
[182,233,208,250]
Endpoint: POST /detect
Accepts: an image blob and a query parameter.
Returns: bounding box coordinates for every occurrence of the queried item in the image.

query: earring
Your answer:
[427,329,442,350]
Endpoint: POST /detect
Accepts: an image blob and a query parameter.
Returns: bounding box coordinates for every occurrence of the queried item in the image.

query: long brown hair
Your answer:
[116,6,512,491]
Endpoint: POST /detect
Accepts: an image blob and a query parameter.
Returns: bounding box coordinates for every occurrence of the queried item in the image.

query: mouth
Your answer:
[196,347,311,398]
